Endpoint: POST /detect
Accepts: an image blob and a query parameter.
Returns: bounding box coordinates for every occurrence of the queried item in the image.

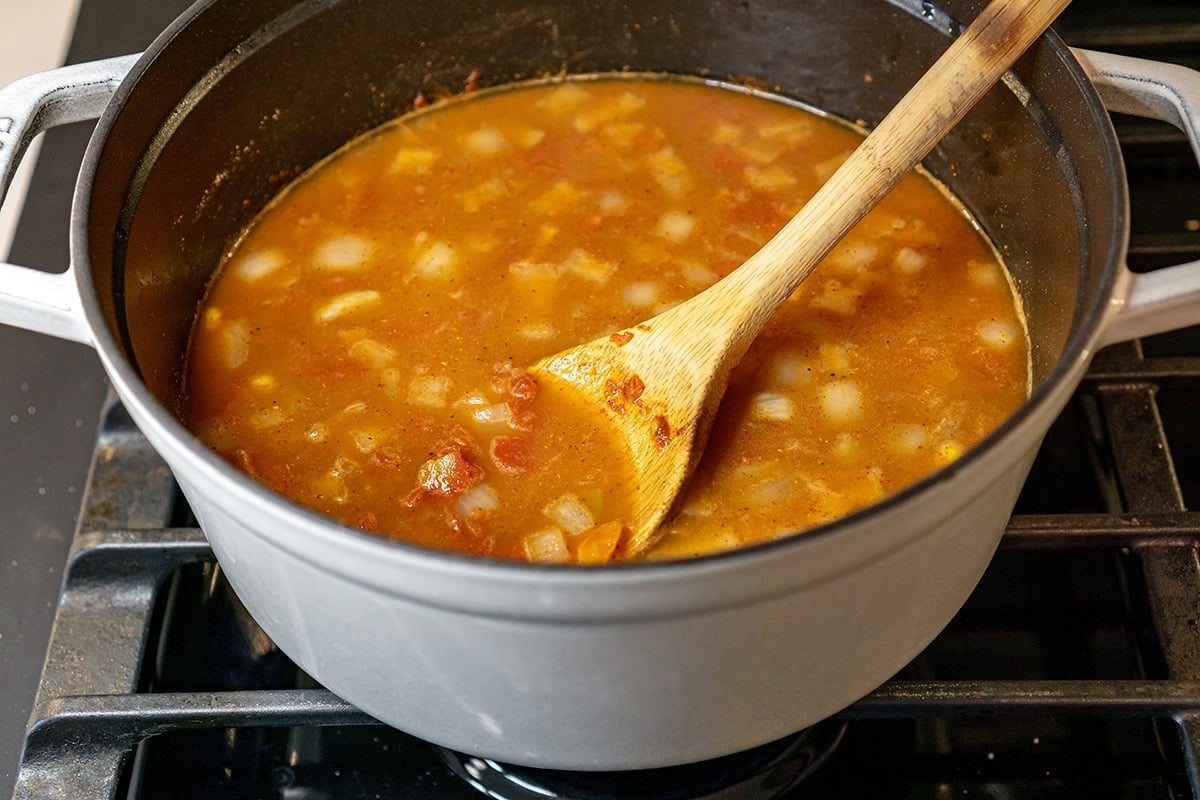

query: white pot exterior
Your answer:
[125,359,1063,768]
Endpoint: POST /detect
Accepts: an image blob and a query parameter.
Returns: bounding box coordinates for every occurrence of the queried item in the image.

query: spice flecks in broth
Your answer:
[185,75,1029,563]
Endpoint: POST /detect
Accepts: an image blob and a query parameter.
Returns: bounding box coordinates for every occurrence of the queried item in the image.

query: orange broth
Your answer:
[184,75,1029,563]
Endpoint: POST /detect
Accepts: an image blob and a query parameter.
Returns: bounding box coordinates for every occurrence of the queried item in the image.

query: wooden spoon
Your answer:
[531,0,1072,557]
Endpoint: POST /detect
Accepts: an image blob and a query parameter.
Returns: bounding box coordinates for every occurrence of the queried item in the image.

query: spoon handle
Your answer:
[656,0,1072,363]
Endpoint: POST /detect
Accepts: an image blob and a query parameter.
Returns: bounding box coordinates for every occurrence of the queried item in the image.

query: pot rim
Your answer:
[70,0,1127,600]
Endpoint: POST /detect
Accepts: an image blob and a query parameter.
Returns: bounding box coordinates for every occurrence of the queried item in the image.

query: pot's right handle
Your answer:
[1072,49,1200,347]
[0,55,138,346]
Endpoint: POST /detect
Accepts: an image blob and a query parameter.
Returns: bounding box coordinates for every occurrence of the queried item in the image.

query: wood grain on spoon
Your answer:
[531,0,1072,557]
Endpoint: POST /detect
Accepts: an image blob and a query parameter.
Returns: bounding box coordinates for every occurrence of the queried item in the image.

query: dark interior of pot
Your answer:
[84,0,1124,418]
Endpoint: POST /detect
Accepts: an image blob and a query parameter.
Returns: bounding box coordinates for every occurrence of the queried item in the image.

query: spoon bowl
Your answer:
[531,0,1073,557]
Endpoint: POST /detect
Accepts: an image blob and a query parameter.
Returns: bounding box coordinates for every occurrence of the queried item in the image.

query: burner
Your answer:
[435,720,848,800]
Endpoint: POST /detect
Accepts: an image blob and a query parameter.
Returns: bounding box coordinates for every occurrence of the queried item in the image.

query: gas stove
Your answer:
[3,1,1200,798]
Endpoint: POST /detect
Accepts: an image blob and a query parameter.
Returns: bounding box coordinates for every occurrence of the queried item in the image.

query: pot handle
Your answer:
[0,55,139,346]
[1072,48,1200,347]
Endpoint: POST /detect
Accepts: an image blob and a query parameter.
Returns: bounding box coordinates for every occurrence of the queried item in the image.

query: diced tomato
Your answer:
[508,373,537,401]
[602,373,645,414]
[504,372,538,430]
[489,435,530,474]
[369,446,404,470]
[653,415,671,451]
[404,449,483,506]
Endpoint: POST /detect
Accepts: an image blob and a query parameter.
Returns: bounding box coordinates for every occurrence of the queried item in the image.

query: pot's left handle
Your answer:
[1073,49,1200,347]
[0,55,139,346]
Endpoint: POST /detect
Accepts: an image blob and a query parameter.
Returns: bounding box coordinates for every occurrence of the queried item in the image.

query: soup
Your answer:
[184,75,1029,564]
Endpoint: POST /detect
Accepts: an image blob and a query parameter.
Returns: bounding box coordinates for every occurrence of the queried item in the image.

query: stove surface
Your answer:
[2,1,1200,798]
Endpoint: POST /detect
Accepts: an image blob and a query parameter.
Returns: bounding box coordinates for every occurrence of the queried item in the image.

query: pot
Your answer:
[2,0,1200,771]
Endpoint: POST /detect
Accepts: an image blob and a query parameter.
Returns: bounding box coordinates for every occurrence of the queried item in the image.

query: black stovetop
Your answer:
[3,1,1200,798]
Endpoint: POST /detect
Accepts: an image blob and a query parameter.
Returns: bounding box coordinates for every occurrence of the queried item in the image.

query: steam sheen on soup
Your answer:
[184,75,1029,564]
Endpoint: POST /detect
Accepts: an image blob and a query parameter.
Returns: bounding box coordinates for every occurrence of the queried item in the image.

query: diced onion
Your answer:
[655,210,695,243]
[572,92,646,133]
[315,290,381,323]
[750,391,795,422]
[454,483,500,519]
[828,241,878,274]
[331,455,358,476]
[819,343,855,375]
[892,424,929,453]
[390,147,440,174]
[380,368,403,399]
[751,476,793,504]
[222,320,251,368]
[759,120,812,144]
[809,280,861,316]
[565,249,616,283]
[471,403,511,430]
[736,138,785,165]
[250,406,285,430]
[711,122,743,145]
[530,181,583,215]
[314,235,372,271]
[536,83,590,114]
[462,178,506,212]
[463,126,509,156]
[232,249,285,282]
[408,375,451,408]
[813,152,849,182]
[678,496,715,518]
[647,146,690,197]
[413,241,458,279]
[622,282,661,308]
[313,471,349,505]
[520,323,557,341]
[769,353,813,387]
[601,122,644,149]
[681,263,719,287]
[523,528,570,564]
[509,259,561,283]
[893,247,927,275]
[977,320,1016,350]
[832,432,860,461]
[598,191,627,215]
[514,126,546,149]
[542,494,596,534]
[967,259,1002,287]
[744,165,796,192]
[818,381,864,423]
[351,429,383,454]
[455,392,489,407]
[348,338,397,369]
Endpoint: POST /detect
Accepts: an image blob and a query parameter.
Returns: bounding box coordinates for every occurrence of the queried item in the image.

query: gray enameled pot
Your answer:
[3,0,1200,770]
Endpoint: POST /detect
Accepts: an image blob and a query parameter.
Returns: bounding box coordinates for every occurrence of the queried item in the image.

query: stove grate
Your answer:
[12,350,1200,798]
